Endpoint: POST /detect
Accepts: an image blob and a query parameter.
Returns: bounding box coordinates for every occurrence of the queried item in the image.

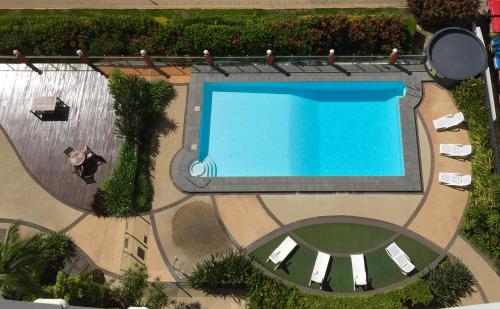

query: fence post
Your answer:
[389,48,398,65]
[203,50,214,67]
[328,49,335,65]
[266,49,273,65]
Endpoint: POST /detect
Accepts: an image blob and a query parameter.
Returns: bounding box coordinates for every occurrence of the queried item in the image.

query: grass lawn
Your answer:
[250,225,439,293]
[0,8,410,19]
[294,223,395,253]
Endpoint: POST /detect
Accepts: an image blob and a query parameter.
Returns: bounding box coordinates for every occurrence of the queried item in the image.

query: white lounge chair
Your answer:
[433,112,465,131]
[309,251,330,289]
[267,236,298,270]
[350,254,367,291]
[440,144,472,158]
[439,172,472,188]
[386,242,415,275]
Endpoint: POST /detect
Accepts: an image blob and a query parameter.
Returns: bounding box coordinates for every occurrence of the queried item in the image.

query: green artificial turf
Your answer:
[250,224,440,293]
[293,223,395,253]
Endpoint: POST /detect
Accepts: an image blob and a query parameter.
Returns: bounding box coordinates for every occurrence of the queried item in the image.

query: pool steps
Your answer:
[189,157,217,177]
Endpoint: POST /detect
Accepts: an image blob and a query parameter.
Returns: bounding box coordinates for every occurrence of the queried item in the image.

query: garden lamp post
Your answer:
[266,49,273,65]
[203,50,214,67]
[140,49,154,67]
[13,50,42,75]
[328,49,335,65]
[77,49,108,78]
[389,48,398,65]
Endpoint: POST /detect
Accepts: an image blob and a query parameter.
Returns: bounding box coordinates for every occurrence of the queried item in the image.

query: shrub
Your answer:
[426,258,475,307]
[0,14,415,56]
[453,78,500,267]
[188,250,254,291]
[407,0,480,31]
[44,271,114,308]
[100,71,175,217]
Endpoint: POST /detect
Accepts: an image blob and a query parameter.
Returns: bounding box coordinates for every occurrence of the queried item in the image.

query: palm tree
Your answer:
[0,224,44,299]
[0,223,74,299]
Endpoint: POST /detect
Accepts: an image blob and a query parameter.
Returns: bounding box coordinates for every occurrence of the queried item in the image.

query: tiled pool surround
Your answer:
[172,70,425,193]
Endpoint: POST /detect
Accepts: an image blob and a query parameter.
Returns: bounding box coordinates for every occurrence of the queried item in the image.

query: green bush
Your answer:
[453,78,500,267]
[188,250,254,290]
[426,259,474,307]
[0,14,416,56]
[44,271,114,308]
[407,0,480,31]
[98,70,175,217]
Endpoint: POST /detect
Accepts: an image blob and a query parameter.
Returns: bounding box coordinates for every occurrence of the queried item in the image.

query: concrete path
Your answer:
[450,236,500,303]
[0,0,406,9]
[407,83,471,248]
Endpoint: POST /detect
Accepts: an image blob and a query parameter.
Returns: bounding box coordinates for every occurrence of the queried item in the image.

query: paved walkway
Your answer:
[0,0,406,9]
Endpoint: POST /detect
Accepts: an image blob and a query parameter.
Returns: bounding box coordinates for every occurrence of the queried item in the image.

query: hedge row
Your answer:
[0,14,415,56]
[453,78,500,267]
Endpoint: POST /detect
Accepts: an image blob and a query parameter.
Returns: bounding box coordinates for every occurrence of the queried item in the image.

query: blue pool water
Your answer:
[191,81,406,177]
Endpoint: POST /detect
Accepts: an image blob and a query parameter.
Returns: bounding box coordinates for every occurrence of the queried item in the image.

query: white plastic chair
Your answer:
[440,144,472,158]
[433,112,465,131]
[385,243,415,275]
[309,251,331,289]
[267,236,298,270]
[439,172,472,188]
[351,254,367,290]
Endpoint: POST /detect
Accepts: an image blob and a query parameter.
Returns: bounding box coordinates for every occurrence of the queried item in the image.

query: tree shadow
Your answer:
[150,115,178,158]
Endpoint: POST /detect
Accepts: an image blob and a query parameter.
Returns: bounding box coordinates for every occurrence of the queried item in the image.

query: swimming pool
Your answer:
[190,81,406,177]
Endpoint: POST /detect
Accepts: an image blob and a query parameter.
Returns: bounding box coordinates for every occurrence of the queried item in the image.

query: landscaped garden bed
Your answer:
[0,12,416,56]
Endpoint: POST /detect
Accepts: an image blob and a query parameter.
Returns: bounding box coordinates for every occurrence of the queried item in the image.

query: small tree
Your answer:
[407,0,479,31]
[426,258,475,307]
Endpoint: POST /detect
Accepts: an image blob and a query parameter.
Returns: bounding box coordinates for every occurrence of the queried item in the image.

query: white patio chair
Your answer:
[439,172,472,188]
[440,144,472,158]
[267,236,298,270]
[351,254,367,290]
[34,299,69,309]
[433,112,465,131]
[309,251,330,289]
[385,242,415,275]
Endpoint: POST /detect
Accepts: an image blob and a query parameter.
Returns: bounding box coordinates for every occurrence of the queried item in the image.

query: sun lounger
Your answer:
[267,236,298,270]
[309,251,330,289]
[350,254,367,290]
[440,144,472,158]
[386,243,415,275]
[433,112,465,131]
[439,172,472,188]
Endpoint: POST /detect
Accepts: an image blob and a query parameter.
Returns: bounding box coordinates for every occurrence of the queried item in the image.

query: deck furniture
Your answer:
[385,242,415,275]
[30,96,63,119]
[309,251,330,289]
[439,144,472,158]
[350,254,367,290]
[433,112,465,131]
[267,236,298,270]
[69,150,86,167]
[439,172,472,188]
[33,298,69,308]
[63,147,75,157]
[83,145,94,159]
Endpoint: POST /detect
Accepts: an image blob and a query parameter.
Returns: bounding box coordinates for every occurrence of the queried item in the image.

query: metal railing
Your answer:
[0,54,427,75]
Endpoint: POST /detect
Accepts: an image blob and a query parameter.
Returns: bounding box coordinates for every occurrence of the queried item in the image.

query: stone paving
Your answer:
[0,0,407,9]
[1,64,499,305]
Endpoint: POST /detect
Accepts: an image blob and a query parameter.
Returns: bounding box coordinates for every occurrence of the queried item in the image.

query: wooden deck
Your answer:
[0,63,121,211]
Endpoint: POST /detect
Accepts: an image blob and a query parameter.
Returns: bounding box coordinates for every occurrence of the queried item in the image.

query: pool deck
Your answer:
[0,63,498,303]
[172,65,427,192]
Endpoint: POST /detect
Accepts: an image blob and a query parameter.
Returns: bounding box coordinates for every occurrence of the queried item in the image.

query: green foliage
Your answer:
[99,71,175,217]
[0,224,74,300]
[426,259,475,307]
[0,14,416,56]
[44,271,113,308]
[145,278,174,309]
[188,250,254,290]
[453,78,500,267]
[119,266,149,307]
[407,0,480,31]
[246,269,432,309]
